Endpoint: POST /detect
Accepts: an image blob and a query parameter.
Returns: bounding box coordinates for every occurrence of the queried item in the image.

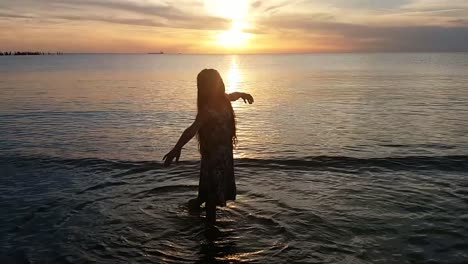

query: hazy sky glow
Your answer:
[1,0,467,53]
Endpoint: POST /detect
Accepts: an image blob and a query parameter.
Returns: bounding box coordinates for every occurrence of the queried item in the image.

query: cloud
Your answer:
[305,0,413,10]
[0,0,230,30]
[55,15,167,28]
[402,0,468,10]
[42,0,191,21]
[0,11,33,19]
[449,19,468,26]
[263,1,298,13]
[257,14,468,52]
[251,1,262,9]
[1,0,468,52]
[58,15,228,31]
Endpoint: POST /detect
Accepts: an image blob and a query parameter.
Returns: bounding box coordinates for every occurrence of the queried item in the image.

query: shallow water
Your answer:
[1,54,468,263]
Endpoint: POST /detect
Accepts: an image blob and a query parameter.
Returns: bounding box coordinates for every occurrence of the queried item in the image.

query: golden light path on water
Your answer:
[223,56,257,160]
[225,56,241,94]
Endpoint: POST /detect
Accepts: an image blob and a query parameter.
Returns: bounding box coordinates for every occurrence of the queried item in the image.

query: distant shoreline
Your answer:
[0,51,63,56]
[1,51,467,57]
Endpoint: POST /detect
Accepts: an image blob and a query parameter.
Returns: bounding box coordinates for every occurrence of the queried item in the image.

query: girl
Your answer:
[163,69,254,226]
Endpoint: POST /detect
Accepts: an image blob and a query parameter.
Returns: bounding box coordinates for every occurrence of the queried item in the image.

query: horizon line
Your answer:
[2,51,468,56]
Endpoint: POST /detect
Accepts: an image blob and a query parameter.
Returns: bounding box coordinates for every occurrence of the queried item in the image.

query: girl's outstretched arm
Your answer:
[163,114,204,167]
[227,92,254,104]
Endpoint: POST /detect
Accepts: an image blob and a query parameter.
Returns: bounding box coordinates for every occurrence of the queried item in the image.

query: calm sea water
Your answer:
[1,54,467,263]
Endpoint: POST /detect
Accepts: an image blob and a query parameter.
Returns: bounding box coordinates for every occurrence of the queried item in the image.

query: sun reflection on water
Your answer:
[225,56,242,94]
[215,249,265,263]
[224,56,254,160]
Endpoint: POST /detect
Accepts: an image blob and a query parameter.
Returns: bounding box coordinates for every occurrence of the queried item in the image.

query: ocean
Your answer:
[1,53,467,263]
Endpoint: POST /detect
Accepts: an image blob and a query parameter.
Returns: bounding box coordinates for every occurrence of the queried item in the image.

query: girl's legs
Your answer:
[188,198,203,212]
[205,188,216,226]
[206,192,216,225]
[206,202,216,225]
[204,202,220,238]
[204,181,221,238]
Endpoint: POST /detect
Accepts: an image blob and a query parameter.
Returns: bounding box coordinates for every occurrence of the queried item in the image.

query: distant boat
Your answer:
[148,51,164,54]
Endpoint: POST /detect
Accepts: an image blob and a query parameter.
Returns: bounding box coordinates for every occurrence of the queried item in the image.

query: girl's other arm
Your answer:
[163,114,204,167]
[227,92,254,104]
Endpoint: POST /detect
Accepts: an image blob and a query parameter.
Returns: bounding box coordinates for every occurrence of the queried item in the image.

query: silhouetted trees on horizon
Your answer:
[0,51,63,56]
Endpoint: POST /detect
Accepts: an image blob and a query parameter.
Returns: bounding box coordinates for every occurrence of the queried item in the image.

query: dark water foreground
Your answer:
[1,53,468,263]
[1,154,467,264]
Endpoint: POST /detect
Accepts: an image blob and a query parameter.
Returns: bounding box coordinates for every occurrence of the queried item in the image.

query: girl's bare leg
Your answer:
[188,198,202,212]
[205,200,216,225]
[204,192,221,238]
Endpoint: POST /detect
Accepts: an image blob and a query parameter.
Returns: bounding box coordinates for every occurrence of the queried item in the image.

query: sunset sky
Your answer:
[1,0,467,53]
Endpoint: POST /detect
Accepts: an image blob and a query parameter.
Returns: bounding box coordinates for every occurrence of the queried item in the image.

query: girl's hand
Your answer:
[163,148,181,167]
[241,93,254,104]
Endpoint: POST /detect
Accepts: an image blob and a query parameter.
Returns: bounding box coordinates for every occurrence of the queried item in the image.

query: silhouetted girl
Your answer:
[163,69,254,226]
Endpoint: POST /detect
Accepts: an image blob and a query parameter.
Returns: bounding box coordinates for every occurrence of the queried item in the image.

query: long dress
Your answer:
[197,106,236,207]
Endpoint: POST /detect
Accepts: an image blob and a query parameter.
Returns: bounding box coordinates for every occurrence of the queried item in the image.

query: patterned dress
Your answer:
[197,106,236,207]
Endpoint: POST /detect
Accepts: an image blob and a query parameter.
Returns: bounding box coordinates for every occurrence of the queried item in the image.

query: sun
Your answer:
[217,22,251,48]
[217,30,251,48]
[204,0,252,49]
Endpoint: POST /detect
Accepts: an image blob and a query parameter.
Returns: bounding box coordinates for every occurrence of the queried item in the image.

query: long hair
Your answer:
[196,69,237,151]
